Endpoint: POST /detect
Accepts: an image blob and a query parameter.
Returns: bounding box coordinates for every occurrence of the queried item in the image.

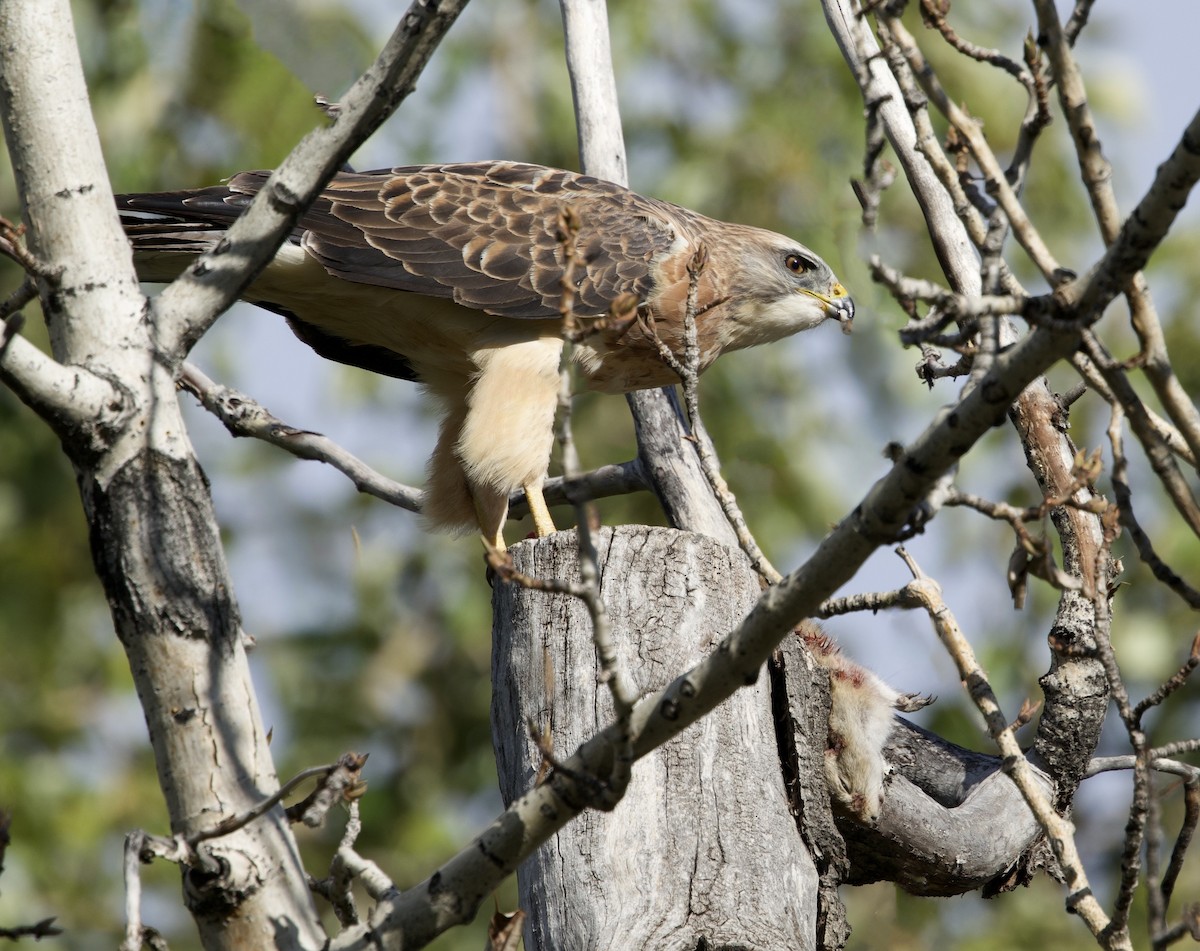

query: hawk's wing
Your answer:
[224,162,686,320]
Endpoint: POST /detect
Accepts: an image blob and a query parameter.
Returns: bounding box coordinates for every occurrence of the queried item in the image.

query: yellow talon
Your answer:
[524,479,557,538]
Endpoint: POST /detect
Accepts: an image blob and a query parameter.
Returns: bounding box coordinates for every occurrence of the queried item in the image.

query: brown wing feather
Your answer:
[122,164,696,320]
[289,163,687,320]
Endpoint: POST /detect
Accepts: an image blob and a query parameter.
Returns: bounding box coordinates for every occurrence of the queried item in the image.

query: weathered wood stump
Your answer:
[492,526,819,951]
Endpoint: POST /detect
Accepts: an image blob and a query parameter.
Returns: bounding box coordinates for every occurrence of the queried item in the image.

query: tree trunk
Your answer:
[492,526,818,951]
[0,3,326,945]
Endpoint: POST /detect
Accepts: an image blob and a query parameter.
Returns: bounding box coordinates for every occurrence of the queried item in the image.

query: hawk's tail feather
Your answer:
[116,187,248,276]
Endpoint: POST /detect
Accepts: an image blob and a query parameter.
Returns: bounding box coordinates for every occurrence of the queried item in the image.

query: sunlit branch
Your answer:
[179,363,425,513]
[879,15,1067,284]
[1034,0,1200,470]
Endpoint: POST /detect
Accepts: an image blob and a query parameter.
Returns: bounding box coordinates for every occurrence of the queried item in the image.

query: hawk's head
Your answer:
[724,228,855,347]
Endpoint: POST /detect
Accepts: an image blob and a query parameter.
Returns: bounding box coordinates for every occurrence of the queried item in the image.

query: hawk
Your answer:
[119,162,854,549]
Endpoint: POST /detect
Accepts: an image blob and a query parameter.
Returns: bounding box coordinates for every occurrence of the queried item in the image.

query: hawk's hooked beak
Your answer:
[802,283,856,334]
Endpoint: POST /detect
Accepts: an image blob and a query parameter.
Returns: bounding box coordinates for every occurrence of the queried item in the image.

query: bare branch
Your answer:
[817,584,926,618]
[120,830,196,951]
[184,352,648,524]
[192,754,366,844]
[894,548,1114,941]
[180,363,425,512]
[0,279,36,323]
[0,321,122,440]
[1088,569,1147,939]
[309,801,382,928]
[1160,780,1199,914]
[1085,756,1200,782]
[283,754,370,830]
[880,15,1068,284]
[120,832,148,951]
[1034,0,1200,470]
[0,815,62,942]
[1133,632,1200,723]
[1105,399,1200,609]
[870,257,1026,326]
[153,0,470,360]
[919,0,1030,87]
[823,0,980,294]
[1063,0,1097,45]
[671,247,782,584]
[510,462,647,517]
[1152,739,1200,760]
[0,215,60,282]
[850,99,896,228]
[0,918,64,942]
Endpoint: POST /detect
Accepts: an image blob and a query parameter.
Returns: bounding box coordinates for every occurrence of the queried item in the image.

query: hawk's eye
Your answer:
[785,253,812,273]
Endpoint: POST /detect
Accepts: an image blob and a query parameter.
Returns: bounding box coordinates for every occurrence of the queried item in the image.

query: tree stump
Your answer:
[492,526,818,951]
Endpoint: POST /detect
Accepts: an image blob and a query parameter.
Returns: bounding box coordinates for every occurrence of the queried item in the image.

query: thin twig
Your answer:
[1148,778,1168,940]
[1074,350,1196,467]
[1082,334,1200,540]
[919,0,1029,85]
[652,245,782,584]
[333,828,397,904]
[1085,756,1199,782]
[284,753,369,829]
[817,584,926,617]
[0,918,64,942]
[1133,632,1200,722]
[193,756,364,844]
[120,830,193,951]
[871,257,1027,331]
[120,832,147,951]
[1161,780,1199,914]
[915,345,976,385]
[1089,545,1147,939]
[1152,739,1200,760]
[1064,0,1097,45]
[0,215,61,282]
[312,800,367,928]
[850,93,896,228]
[1105,399,1200,609]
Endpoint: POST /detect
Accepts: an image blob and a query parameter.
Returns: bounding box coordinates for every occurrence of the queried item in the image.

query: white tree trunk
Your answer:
[0,4,326,947]
[492,527,818,950]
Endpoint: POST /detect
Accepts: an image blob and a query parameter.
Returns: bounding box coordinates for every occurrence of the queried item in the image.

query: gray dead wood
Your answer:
[492,526,819,951]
